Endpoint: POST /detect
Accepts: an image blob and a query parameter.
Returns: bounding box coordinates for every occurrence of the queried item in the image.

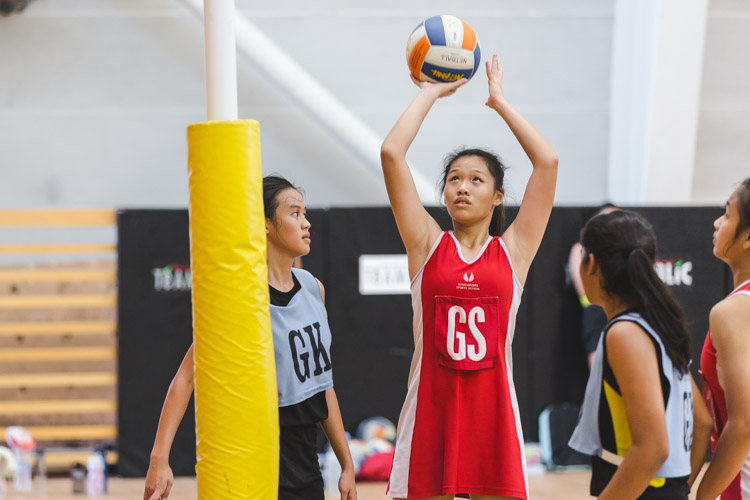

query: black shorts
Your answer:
[279,476,324,500]
[279,424,324,500]
[591,456,689,499]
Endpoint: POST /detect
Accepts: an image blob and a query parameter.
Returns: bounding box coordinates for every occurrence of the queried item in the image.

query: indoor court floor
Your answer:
[0,467,711,499]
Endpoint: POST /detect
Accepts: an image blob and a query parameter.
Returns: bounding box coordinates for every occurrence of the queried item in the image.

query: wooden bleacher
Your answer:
[0,209,118,469]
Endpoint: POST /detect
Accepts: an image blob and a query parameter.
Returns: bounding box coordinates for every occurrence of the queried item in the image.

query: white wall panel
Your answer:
[693,0,750,203]
[0,0,613,208]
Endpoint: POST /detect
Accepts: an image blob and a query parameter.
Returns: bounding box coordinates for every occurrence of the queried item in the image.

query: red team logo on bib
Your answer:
[435,296,499,370]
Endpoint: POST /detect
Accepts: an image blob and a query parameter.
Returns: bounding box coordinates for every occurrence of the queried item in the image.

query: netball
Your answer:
[406,15,481,83]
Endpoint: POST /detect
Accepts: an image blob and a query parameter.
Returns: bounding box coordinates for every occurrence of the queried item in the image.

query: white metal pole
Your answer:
[203,0,238,121]
[181,0,436,203]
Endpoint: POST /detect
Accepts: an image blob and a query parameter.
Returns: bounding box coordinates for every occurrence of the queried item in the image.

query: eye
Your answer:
[473,177,482,183]
[450,175,459,182]
[292,211,299,217]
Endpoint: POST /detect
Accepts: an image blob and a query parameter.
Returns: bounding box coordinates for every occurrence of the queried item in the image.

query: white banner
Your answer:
[358,254,410,295]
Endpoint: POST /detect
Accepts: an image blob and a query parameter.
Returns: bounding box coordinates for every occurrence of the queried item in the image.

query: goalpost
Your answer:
[187,1,278,498]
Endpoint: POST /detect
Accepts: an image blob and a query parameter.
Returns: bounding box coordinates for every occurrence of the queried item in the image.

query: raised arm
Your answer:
[144,344,195,500]
[487,55,558,284]
[380,77,466,279]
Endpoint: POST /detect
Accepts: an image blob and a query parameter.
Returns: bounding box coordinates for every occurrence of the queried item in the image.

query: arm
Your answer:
[143,344,195,500]
[689,376,712,487]
[320,388,357,500]
[598,322,670,500]
[488,55,558,285]
[696,296,750,500]
[315,278,356,499]
[380,77,466,279]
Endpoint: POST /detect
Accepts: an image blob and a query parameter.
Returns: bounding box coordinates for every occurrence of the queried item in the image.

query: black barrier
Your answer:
[117,206,730,476]
[117,210,195,477]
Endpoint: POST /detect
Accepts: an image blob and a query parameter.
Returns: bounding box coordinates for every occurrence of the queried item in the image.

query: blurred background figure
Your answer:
[567,204,619,369]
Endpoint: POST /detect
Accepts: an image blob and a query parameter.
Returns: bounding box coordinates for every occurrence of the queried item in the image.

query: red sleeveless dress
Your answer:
[700,279,750,500]
[388,232,527,499]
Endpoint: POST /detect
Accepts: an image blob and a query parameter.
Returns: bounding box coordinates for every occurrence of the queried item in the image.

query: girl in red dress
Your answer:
[697,177,750,500]
[380,54,558,500]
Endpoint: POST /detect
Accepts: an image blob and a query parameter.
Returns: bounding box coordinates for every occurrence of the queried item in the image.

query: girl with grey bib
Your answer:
[144,176,356,500]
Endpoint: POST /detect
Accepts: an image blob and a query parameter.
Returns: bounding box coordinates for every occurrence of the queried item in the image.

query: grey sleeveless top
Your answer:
[569,311,692,479]
[271,268,333,407]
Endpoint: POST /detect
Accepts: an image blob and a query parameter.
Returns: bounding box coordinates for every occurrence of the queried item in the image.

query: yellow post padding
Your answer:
[187,120,279,499]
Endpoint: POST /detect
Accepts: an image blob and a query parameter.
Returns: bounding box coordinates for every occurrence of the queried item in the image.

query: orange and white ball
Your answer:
[406,15,481,83]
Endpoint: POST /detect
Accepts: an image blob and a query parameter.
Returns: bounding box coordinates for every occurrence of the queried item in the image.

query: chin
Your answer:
[447,209,475,224]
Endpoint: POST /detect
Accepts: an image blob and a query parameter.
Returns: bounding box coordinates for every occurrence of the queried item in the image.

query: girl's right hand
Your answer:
[144,459,174,500]
[411,74,467,98]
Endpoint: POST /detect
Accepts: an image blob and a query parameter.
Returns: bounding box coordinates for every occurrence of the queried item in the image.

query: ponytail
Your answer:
[489,204,505,237]
[625,247,691,373]
[581,211,691,373]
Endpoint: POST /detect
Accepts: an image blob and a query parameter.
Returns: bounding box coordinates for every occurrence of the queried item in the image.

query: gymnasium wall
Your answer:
[0,1,747,210]
[117,206,730,477]
[0,0,613,208]
[693,0,750,202]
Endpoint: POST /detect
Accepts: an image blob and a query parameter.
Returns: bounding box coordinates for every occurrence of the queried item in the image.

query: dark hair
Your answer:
[438,148,507,236]
[262,175,300,221]
[580,203,619,229]
[733,177,750,242]
[581,210,691,373]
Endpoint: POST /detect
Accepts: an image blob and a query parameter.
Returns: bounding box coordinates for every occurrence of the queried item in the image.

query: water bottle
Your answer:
[86,452,105,497]
[34,449,46,495]
[71,463,85,494]
[99,450,108,493]
[12,449,31,491]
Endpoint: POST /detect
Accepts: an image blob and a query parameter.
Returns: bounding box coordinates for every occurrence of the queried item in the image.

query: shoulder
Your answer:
[606,319,648,340]
[710,294,750,329]
[291,267,316,287]
[605,319,661,387]
[291,268,325,303]
[710,293,750,349]
[605,319,656,360]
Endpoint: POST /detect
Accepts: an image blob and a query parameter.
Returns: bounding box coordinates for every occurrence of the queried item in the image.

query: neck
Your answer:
[732,264,750,289]
[598,294,631,321]
[452,220,492,249]
[266,246,295,290]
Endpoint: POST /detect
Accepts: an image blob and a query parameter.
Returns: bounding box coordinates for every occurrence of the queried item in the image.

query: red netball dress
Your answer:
[388,231,527,499]
[700,279,750,500]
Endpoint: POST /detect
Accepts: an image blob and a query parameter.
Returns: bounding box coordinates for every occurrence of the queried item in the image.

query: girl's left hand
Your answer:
[338,467,357,500]
[411,74,467,98]
[485,53,505,109]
